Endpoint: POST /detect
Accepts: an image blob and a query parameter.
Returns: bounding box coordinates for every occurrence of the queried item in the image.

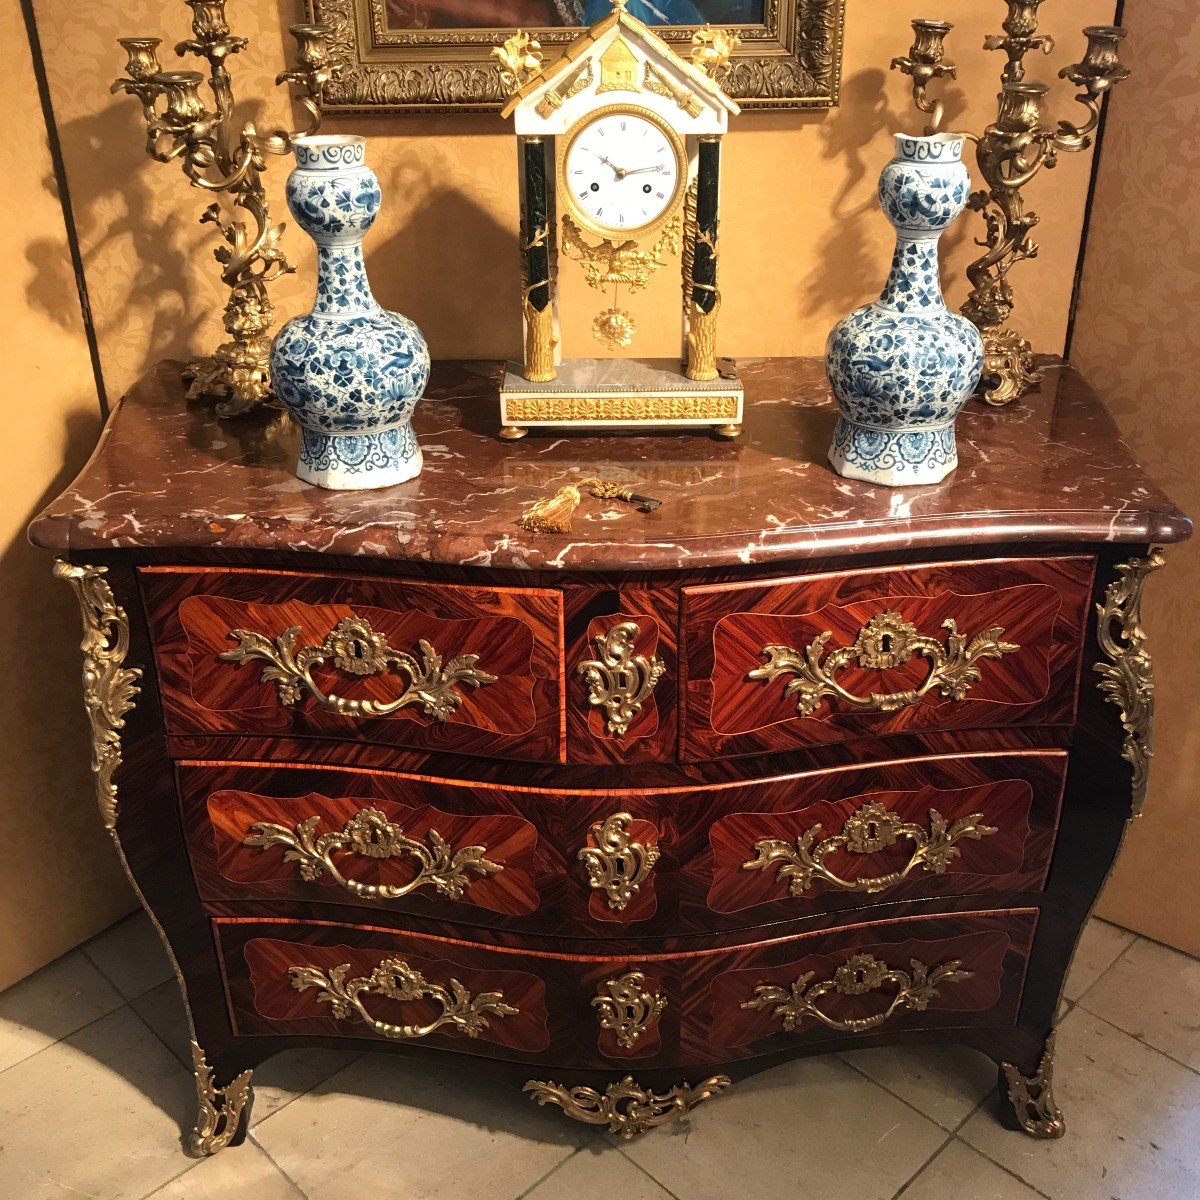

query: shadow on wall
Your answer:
[801,67,972,324]
[26,97,210,372]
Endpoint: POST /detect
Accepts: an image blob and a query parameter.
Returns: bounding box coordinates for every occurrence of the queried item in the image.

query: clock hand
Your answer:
[619,165,666,177]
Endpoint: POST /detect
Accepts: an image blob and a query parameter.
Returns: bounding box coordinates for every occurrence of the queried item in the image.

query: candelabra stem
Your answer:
[113,7,339,416]
[891,6,1130,406]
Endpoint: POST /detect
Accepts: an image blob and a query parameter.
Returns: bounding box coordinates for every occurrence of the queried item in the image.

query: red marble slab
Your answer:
[29,357,1190,570]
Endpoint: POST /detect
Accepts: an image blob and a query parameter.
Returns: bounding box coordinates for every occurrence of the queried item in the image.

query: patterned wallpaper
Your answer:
[1072,0,1200,955]
[27,0,1114,399]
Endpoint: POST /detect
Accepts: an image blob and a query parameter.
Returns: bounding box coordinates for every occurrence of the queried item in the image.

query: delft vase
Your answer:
[826,133,983,487]
[271,134,430,490]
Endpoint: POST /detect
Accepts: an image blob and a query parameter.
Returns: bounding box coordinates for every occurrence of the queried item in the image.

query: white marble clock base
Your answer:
[498,357,744,439]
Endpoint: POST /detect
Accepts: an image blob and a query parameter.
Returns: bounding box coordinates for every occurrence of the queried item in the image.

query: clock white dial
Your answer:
[562,108,684,237]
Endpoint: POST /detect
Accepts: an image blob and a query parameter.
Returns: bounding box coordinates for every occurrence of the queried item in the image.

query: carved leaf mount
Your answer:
[189,1040,253,1157]
[592,971,667,1049]
[54,561,143,830]
[743,801,998,897]
[578,812,660,912]
[244,807,502,901]
[578,621,666,738]
[743,952,973,1035]
[523,1074,731,1139]
[749,611,1019,718]
[220,614,496,720]
[290,956,518,1040]
[1002,1030,1066,1139]
[1095,549,1163,815]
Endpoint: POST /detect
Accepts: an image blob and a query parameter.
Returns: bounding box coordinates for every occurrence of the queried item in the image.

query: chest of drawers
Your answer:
[32,358,1189,1153]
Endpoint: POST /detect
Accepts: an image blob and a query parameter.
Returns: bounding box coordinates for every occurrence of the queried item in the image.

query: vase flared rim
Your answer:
[892,131,965,162]
[293,134,366,149]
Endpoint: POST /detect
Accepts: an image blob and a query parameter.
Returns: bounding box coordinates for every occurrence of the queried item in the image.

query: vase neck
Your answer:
[877,233,947,314]
[313,242,379,318]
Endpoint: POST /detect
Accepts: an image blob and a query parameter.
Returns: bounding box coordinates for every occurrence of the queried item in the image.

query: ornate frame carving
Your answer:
[309,0,845,112]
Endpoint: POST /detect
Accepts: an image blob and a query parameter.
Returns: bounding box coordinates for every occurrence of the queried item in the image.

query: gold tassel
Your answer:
[517,477,662,535]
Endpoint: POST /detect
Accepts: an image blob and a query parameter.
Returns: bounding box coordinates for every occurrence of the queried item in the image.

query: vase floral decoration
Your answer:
[826,132,984,487]
[271,134,430,490]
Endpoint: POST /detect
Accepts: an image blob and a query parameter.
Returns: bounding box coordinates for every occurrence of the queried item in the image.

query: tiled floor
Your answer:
[1,914,1198,1200]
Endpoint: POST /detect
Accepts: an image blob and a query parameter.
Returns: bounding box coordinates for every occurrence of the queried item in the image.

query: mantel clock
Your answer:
[495,2,742,440]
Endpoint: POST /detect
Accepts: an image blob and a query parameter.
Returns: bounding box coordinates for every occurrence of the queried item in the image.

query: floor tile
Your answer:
[838,1041,998,1130]
[900,1140,1042,1200]
[1078,936,1200,1070]
[254,1051,588,1200]
[149,1140,305,1199]
[960,1006,1200,1200]
[1061,918,1135,1003]
[528,1147,673,1200]
[82,909,175,1000]
[622,1056,946,1200]
[133,978,361,1123]
[0,948,123,1074]
[0,1005,195,1200]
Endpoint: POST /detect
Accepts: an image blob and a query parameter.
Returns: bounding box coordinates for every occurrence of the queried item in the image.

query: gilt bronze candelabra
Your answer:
[892,4,1130,405]
[112,1,339,416]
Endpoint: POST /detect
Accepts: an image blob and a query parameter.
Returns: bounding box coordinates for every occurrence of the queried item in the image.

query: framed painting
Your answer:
[310,0,845,112]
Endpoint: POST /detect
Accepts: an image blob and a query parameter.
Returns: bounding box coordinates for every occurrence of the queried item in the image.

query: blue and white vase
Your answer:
[826,133,984,487]
[271,134,430,490]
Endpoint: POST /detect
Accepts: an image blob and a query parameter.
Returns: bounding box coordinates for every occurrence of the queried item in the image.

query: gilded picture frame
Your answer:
[309,0,845,113]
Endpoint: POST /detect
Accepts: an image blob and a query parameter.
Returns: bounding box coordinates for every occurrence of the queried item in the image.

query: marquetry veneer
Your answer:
[32,358,1190,1154]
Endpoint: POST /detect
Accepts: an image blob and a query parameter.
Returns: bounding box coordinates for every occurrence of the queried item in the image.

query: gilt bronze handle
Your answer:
[289,956,517,1040]
[749,611,1018,718]
[743,801,997,898]
[220,614,496,719]
[244,807,501,902]
[743,952,973,1035]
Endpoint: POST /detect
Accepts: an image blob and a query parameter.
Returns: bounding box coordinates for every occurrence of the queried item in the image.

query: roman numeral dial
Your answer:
[560,106,685,238]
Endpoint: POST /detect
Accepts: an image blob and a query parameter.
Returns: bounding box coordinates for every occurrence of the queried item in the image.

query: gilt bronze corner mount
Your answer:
[891,8,1130,406]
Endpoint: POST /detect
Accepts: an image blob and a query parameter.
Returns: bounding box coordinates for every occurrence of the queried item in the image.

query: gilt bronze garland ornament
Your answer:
[112,1,339,416]
[892,5,1130,405]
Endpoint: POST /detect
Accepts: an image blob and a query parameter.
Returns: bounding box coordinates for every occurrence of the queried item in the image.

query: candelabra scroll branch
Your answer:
[112,3,342,416]
[892,7,1130,406]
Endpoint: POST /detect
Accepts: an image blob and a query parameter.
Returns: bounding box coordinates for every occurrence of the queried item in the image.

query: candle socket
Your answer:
[891,2,1129,405]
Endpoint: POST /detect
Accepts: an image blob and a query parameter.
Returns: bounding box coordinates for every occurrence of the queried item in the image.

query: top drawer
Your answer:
[681,556,1093,761]
[141,568,565,763]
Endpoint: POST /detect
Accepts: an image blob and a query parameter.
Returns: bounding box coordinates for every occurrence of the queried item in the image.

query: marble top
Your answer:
[29,357,1191,572]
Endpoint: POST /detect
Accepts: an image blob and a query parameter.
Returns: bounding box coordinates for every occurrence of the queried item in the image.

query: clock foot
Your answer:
[713,424,742,440]
[499,425,529,441]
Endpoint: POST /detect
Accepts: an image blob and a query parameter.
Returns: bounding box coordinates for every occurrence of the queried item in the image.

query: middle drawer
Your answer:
[180,750,1065,936]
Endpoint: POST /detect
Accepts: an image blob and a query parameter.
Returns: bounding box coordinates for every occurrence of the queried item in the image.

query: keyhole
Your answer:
[879,633,892,654]
[864,819,881,841]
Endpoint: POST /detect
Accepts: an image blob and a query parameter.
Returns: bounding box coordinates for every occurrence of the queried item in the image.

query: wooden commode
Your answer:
[31,356,1189,1152]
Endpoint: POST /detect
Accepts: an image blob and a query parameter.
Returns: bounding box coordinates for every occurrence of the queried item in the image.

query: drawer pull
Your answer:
[244,808,502,901]
[290,956,518,1040]
[743,801,997,897]
[578,622,665,737]
[579,812,660,912]
[592,971,667,1048]
[220,615,496,720]
[749,611,1018,717]
[743,952,973,1035]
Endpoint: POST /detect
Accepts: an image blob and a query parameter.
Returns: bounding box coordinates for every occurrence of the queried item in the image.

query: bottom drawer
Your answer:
[215,909,1038,1070]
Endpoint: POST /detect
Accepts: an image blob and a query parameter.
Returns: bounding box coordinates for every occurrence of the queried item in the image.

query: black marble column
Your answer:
[521,138,551,314]
[691,137,720,314]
